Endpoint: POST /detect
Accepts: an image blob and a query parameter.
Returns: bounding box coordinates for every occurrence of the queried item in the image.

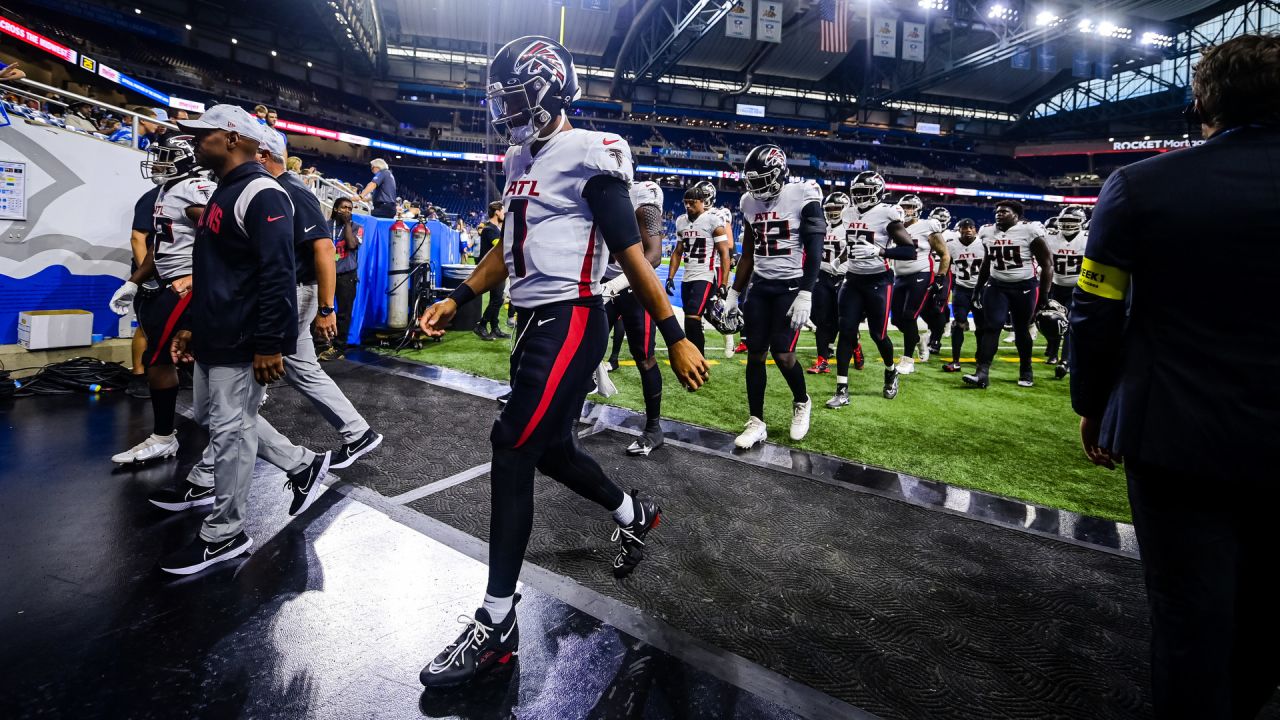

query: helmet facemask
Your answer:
[140,135,197,185]
[744,166,783,201]
[487,76,560,146]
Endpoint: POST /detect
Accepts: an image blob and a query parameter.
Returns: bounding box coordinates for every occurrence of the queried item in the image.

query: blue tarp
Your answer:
[347,216,462,345]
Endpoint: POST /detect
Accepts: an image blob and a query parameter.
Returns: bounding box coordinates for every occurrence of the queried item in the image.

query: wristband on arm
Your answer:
[657,315,686,346]
[448,284,477,307]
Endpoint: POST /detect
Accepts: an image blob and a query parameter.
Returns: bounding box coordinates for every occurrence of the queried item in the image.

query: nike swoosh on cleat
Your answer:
[500,625,515,642]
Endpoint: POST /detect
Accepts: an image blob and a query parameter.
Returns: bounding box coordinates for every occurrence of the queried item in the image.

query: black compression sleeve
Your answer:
[882,245,917,261]
[799,201,824,291]
[582,175,642,256]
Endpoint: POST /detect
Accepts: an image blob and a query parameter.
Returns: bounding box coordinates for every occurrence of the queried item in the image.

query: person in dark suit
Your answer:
[1070,34,1280,719]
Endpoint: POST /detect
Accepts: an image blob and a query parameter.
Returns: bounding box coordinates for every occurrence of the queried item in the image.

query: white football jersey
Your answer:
[602,180,664,280]
[894,217,941,276]
[740,180,822,281]
[675,211,728,283]
[1049,230,1088,287]
[978,221,1045,283]
[501,129,634,308]
[841,202,905,276]
[946,237,986,289]
[154,176,214,282]
[821,221,846,275]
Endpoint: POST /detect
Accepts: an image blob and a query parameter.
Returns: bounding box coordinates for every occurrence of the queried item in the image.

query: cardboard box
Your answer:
[17,310,94,350]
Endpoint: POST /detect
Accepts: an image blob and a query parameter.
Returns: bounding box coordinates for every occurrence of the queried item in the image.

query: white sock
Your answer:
[612,493,635,526]
[483,593,513,624]
[836,376,848,385]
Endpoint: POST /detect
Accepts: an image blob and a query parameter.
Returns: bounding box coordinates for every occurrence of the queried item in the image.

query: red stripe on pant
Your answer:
[880,284,893,340]
[641,313,652,359]
[150,291,193,366]
[789,329,801,353]
[911,271,935,319]
[514,306,588,449]
[696,281,713,316]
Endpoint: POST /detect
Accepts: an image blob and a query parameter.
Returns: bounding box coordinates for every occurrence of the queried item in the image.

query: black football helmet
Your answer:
[1036,299,1069,338]
[692,180,717,206]
[897,194,923,220]
[1057,206,1087,237]
[823,192,850,224]
[742,144,788,201]
[849,171,886,211]
[141,134,199,184]
[704,295,744,335]
[929,207,951,228]
[486,36,581,146]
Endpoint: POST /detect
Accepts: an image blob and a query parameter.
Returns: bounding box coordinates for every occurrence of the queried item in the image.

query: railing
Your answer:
[2,77,178,150]
[310,174,370,215]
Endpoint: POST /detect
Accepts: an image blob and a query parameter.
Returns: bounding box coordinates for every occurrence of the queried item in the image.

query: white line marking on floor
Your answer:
[388,462,490,504]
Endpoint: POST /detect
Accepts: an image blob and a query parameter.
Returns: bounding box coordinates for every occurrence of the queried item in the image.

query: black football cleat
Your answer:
[962,370,990,388]
[489,327,510,340]
[1017,368,1034,387]
[941,362,962,373]
[625,427,665,457]
[1055,363,1069,380]
[473,326,494,341]
[420,594,521,689]
[882,367,899,399]
[612,491,662,579]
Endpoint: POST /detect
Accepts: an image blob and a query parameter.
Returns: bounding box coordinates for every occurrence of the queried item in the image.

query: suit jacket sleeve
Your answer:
[1070,170,1138,418]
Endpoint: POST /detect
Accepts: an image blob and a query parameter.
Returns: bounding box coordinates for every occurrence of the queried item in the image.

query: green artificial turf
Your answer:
[390,323,1131,522]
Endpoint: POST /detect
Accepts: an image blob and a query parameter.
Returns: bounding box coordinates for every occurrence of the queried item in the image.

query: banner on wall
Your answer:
[726,0,752,38]
[902,21,925,62]
[757,1,782,43]
[872,17,897,58]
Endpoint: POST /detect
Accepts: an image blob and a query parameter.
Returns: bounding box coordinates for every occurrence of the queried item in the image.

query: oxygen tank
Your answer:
[388,219,410,328]
[410,220,431,277]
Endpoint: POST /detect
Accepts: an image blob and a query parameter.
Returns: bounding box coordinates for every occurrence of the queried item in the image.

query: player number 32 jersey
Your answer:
[740,180,822,281]
[500,129,634,308]
[978,221,1046,283]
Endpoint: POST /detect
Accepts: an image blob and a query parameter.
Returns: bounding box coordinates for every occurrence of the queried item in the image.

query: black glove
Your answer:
[972,285,985,311]
[664,277,676,295]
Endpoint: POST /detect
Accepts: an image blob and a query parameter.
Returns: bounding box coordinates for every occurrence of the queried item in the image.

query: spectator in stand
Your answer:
[265,108,287,150]
[359,158,397,217]
[172,110,190,121]
[64,102,98,133]
[101,116,134,146]
[253,104,268,122]
[137,107,164,150]
[319,197,362,361]
[286,156,302,173]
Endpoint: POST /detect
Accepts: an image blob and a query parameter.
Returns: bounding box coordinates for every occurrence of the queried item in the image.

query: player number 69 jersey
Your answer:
[977,221,1046,283]
[500,129,634,308]
[675,211,727,283]
[740,180,823,281]
[1048,231,1087,287]
[842,202,905,276]
[153,176,214,283]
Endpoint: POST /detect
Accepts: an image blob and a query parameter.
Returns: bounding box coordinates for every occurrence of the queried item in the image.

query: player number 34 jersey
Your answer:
[978,221,1046,283]
[740,180,823,281]
[675,211,727,283]
[500,129,634,308]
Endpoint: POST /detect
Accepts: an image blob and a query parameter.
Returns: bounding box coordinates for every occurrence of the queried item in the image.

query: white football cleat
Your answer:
[918,330,931,362]
[734,416,768,449]
[593,361,618,398]
[896,356,916,375]
[112,433,179,465]
[789,397,812,441]
[723,334,736,360]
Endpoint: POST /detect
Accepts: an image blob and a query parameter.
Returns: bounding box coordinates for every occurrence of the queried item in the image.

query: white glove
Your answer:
[601,274,630,300]
[847,242,880,260]
[787,290,812,331]
[110,281,138,316]
[724,288,740,314]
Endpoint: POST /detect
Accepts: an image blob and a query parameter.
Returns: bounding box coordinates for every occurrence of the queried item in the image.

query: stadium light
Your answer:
[987,3,1017,22]
[231,38,238,44]
[1182,133,1189,138]
[185,24,192,30]
[1035,10,1059,26]
[1108,137,1115,141]
[918,0,948,10]
[1141,31,1174,48]
[1078,19,1094,33]
[1096,22,1132,39]
[1143,135,1151,140]
[134,8,141,14]
[306,61,313,68]
[270,50,277,57]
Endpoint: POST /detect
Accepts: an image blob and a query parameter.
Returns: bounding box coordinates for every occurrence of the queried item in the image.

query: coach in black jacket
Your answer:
[1071,36,1280,719]
[159,104,301,575]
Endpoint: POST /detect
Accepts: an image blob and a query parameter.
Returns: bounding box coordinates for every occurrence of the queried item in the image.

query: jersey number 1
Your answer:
[507,199,529,277]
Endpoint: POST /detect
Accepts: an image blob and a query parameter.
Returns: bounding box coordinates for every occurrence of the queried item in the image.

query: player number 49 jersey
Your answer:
[153,176,214,282]
[978,221,1045,283]
[1048,231,1087,287]
[675,211,728,283]
[945,238,986,289]
[841,202,905,276]
[500,129,634,308]
[740,180,822,281]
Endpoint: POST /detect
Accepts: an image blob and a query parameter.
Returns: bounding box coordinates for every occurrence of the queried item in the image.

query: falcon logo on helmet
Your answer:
[849,171,886,211]
[140,134,200,185]
[823,191,851,224]
[1036,299,1069,338]
[486,36,581,146]
[929,207,951,228]
[742,144,789,201]
[897,194,923,220]
[692,180,717,206]
[703,295,745,335]
[1057,206,1087,237]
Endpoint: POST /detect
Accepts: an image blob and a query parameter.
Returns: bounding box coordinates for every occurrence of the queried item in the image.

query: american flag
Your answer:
[820,0,848,54]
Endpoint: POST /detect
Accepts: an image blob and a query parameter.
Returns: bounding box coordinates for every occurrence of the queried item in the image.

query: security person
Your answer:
[474,200,508,340]
[1070,35,1280,719]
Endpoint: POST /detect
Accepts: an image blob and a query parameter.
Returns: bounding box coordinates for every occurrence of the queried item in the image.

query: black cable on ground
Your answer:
[11,357,133,397]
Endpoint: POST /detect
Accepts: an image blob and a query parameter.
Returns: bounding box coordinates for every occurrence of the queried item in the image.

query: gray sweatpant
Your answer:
[195,362,270,543]
[188,284,368,487]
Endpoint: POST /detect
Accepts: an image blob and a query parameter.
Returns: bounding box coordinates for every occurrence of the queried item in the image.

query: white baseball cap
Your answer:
[259,127,286,158]
[177,104,265,144]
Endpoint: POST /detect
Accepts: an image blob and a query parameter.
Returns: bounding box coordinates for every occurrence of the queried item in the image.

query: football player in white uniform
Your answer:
[1045,205,1088,376]
[919,207,954,360]
[416,36,708,689]
[942,218,984,372]
[826,171,919,408]
[724,145,824,448]
[962,200,1053,388]
[891,195,950,375]
[108,135,213,464]
[598,179,669,456]
[806,191,850,375]
[665,183,731,356]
